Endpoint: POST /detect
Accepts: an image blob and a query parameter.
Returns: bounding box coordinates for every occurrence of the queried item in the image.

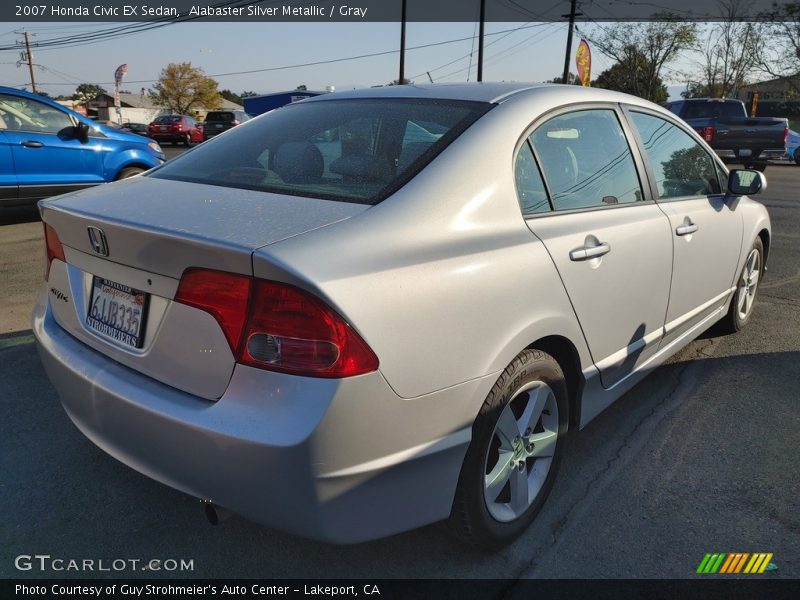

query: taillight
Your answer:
[174,269,378,378]
[231,120,240,126]
[43,223,65,281]
[785,126,789,144]
[174,268,251,352]
[701,126,714,142]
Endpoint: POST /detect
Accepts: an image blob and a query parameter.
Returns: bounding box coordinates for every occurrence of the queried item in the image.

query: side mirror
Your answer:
[728,169,766,196]
[74,122,90,144]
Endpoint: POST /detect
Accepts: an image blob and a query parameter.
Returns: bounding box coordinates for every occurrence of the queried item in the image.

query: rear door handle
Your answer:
[569,242,611,261]
[676,222,699,236]
[21,141,44,148]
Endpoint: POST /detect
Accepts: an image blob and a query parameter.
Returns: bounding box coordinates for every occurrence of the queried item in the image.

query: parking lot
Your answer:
[1,162,798,580]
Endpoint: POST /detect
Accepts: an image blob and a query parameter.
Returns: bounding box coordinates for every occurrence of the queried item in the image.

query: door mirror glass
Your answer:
[728,169,766,196]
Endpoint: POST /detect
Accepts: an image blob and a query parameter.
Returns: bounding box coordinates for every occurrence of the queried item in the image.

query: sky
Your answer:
[0,20,701,100]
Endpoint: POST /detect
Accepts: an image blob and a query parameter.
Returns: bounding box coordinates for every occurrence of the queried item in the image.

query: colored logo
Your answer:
[697,553,776,574]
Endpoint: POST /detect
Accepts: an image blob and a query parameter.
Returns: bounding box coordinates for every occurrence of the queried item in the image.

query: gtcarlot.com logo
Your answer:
[14,554,195,572]
[696,552,776,574]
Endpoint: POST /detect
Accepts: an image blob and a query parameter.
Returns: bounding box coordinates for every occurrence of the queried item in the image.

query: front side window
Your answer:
[530,109,643,211]
[152,98,491,204]
[0,94,73,134]
[630,111,721,199]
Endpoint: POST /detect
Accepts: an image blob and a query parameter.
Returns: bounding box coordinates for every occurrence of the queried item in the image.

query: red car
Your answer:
[147,114,204,146]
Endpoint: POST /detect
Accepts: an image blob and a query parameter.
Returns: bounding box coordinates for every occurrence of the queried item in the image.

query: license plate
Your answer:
[87,277,148,348]
[160,125,168,131]
[215,124,223,128]
[739,149,753,157]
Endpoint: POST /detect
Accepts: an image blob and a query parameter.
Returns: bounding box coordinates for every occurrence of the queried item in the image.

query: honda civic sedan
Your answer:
[34,83,770,547]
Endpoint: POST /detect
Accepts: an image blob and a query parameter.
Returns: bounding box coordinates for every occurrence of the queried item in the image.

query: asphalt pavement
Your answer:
[1,163,798,580]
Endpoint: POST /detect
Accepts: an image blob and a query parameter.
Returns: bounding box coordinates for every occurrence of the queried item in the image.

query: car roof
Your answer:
[303,82,664,111]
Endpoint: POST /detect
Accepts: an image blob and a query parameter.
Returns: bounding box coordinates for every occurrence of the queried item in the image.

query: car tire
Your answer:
[753,163,768,172]
[115,167,145,180]
[794,149,800,165]
[718,236,764,334]
[448,349,569,548]
[184,134,192,147]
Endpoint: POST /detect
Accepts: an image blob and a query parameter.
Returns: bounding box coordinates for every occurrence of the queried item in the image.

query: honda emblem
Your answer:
[87,226,109,257]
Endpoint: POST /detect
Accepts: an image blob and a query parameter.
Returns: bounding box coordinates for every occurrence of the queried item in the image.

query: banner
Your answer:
[113,63,128,109]
[576,39,591,87]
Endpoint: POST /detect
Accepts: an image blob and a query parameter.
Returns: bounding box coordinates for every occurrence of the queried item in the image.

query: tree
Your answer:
[593,49,668,103]
[691,0,760,98]
[219,89,242,105]
[73,83,106,105]
[150,63,221,114]
[753,1,800,96]
[388,78,413,85]
[544,72,581,85]
[587,18,697,102]
[240,90,258,98]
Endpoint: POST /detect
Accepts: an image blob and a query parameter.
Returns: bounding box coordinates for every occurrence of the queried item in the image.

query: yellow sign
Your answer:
[576,39,591,87]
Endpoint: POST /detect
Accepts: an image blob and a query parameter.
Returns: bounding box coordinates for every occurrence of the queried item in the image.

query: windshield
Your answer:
[151,98,491,204]
[205,112,235,121]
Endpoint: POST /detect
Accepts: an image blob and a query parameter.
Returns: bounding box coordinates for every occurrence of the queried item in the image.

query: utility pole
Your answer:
[399,0,407,84]
[477,0,486,82]
[22,31,37,94]
[561,0,581,85]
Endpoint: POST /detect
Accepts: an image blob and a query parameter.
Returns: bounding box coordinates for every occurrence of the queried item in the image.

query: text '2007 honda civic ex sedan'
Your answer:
[33,83,770,547]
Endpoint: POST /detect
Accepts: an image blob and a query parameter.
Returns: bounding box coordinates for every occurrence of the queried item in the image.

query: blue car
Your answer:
[0,86,165,207]
[787,129,800,164]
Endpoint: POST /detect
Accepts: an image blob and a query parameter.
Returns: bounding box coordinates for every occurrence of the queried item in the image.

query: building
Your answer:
[737,76,800,102]
[85,91,164,125]
[243,90,328,116]
[85,91,243,124]
[737,76,800,124]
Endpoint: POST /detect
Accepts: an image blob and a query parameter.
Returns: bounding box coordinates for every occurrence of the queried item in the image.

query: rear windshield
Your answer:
[153,115,181,123]
[205,112,235,122]
[151,98,491,204]
[683,102,744,120]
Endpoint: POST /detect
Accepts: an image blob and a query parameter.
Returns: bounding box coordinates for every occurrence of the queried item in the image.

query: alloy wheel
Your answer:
[736,247,761,321]
[483,381,559,522]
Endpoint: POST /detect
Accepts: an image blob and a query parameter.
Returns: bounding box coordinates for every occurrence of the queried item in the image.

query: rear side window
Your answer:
[514,143,550,215]
[530,109,643,211]
[152,98,491,204]
[630,111,722,199]
[682,101,743,120]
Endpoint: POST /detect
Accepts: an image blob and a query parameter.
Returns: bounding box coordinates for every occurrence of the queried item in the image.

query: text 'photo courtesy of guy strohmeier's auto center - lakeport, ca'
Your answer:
[0,1,799,599]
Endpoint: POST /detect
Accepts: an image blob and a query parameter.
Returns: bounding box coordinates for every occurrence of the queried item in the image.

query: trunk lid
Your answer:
[41,176,367,278]
[41,176,368,400]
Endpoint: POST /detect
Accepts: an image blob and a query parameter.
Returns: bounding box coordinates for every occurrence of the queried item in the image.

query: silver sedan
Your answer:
[33,83,770,547]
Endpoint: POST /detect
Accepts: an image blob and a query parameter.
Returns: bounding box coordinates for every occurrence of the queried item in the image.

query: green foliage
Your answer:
[588,18,697,102]
[544,72,581,85]
[72,83,106,105]
[150,63,221,114]
[593,49,668,103]
[219,89,242,105]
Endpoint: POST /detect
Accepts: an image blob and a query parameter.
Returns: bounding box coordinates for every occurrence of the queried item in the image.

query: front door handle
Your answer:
[569,242,611,261]
[675,222,699,236]
[21,141,44,148]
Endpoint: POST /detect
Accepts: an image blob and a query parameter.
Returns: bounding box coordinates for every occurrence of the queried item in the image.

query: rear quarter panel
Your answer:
[253,94,594,399]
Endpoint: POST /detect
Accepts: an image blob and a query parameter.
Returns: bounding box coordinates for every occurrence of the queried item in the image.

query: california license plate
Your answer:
[87,277,148,348]
[739,149,753,157]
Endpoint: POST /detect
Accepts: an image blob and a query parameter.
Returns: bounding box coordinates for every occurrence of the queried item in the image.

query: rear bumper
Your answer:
[33,290,482,543]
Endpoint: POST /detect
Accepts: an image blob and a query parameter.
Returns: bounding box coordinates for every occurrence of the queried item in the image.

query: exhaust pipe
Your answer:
[202,500,233,525]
